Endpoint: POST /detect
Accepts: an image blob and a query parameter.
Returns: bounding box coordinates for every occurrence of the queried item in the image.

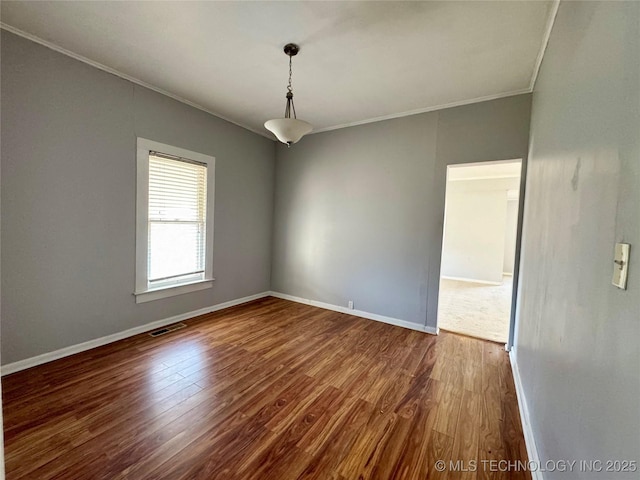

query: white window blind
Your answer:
[148,153,208,288]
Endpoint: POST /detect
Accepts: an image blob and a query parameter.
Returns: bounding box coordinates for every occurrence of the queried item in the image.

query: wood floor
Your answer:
[2,297,529,480]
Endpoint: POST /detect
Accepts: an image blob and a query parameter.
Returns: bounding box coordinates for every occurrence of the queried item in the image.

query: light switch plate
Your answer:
[612,243,630,290]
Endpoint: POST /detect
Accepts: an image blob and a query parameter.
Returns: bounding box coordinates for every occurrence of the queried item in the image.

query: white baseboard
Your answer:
[269,291,438,335]
[441,275,503,286]
[1,291,437,376]
[503,272,514,277]
[1,291,270,376]
[509,349,543,480]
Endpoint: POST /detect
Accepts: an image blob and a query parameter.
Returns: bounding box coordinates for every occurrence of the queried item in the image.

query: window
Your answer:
[135,138,215,303]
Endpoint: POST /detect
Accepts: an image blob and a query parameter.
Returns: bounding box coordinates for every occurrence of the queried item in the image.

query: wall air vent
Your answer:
[148,323,187,337]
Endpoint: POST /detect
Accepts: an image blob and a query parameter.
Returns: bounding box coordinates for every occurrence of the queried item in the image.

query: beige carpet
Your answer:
[438,276,512,343]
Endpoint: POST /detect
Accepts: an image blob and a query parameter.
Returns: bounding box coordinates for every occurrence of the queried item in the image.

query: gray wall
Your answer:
[272,94,531,329]
[1,32,276,364]
[515,2,639,477]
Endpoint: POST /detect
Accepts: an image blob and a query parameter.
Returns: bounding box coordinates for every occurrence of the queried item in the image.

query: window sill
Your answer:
[134,279,214,304]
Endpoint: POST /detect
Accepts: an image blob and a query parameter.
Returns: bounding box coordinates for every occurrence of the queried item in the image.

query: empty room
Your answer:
[0,1,638,480]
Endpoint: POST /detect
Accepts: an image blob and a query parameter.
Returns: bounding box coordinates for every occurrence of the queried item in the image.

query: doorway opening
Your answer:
[437,160,522,343]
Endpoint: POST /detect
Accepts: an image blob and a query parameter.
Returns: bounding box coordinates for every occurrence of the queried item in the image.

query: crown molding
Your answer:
[0,22,274,140]
[311,88,532,134]
[529,0,560,92]
[3,3,559,140]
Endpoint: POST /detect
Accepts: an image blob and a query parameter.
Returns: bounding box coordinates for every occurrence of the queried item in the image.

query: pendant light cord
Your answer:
[287,55,293,95]
[284,54,297,119]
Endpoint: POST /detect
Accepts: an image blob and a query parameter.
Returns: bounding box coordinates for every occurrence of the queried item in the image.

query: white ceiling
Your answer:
[1,1,556,139]
[448,160,522,181]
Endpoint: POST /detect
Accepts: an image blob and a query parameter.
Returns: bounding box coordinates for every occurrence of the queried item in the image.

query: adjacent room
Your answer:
[438,160,522,343]
[0,1,638,480]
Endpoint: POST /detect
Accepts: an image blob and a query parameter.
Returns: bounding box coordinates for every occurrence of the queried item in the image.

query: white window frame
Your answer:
[134,138,215,303]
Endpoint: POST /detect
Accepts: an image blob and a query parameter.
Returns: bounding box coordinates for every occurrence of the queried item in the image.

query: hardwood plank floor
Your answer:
[2,297,529,479]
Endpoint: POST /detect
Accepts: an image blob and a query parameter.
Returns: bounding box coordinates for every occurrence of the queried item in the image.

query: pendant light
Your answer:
[264,43,312,146]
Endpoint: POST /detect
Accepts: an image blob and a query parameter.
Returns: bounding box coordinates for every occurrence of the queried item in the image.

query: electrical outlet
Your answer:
[348,300,354,310]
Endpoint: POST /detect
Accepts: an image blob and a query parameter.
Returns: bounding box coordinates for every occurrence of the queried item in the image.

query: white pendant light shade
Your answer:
[264,118,313,145]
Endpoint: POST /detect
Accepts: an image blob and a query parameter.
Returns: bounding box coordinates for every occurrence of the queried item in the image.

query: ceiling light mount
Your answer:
[283,43,299,57]
[264,42,312,146]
